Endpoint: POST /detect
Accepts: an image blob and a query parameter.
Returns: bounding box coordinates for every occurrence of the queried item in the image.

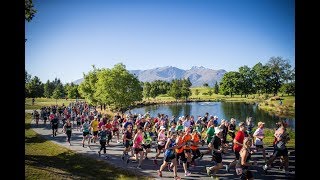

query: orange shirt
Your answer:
[191,133,200,150]
[175,136,184,154]
[183,134,192,150]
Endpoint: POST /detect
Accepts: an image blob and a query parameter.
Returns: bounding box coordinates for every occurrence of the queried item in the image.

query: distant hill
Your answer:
[73,66,227,87]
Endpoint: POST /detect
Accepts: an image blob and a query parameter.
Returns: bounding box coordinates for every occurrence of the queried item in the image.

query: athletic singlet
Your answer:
[91,120,99,131]
[143,132,152,144]
[133,134,143,148]
[191,133,200,150]
[175,136,184,154]
[158,132,166,146]
[82,123,90,132]
[65,124,72,132]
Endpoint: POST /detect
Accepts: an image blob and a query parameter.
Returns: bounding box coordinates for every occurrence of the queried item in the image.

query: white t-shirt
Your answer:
[253,128,264,145]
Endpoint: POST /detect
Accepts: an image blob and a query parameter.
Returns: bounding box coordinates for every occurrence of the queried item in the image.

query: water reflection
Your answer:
[127,102,295,129]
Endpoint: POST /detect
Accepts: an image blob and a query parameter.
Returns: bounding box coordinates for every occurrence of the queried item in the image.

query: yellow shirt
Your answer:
[91,120,99,131]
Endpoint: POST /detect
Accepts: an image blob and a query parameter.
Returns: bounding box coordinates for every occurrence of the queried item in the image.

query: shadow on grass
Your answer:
[25,152,139,179]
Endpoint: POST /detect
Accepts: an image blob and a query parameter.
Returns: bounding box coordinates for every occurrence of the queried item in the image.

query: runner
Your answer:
[190,129,201,166]
[175,129,191,177]
[63,119,72,145]
[142,126,152,160]
[206,127,225,178]
[157,132,180,179]
[121,124,134,164]
[90,116,99,144]
[133,127,144,169]
[153,126,167,165]
[263,122,290,176]
[81,118,91,147]
[97,125,110,159]
[50,113,59,137]
[253,121,267,163]
[237,137,256,180]
[112,117,121,144]
[228,118,236,147]
[226,122,246,172]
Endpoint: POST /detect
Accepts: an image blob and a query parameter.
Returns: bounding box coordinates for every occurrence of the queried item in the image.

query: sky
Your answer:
[25,0,295,84]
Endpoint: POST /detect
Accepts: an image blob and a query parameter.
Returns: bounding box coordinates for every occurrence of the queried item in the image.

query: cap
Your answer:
[258,121,265,127]
[214,127,222,134]
[160,126,166,130]
[94,116,97,119]
[238,122,245,127]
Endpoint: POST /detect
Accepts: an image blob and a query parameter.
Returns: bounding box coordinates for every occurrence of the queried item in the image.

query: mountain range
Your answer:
[73,66,227,87]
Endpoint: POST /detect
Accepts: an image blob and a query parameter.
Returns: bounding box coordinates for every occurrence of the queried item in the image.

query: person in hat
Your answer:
[253,121,267,162]
[206,127,225,177]
[153,126,167,165]
[226,122,247,172]
[90,116,99,143]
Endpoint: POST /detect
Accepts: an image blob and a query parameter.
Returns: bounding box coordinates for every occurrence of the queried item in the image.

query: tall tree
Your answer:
[181,78,192,101]
[78,65,100,105]
[169,79,182,101]
[26,76,44,98]
[238,65,253,97]
[214,81,219,94]
[95,63,143,114]
[52,84,64,105]
[266,57,292,96]
[43,80,54,98]
[219,71,240,97]
[143,82,151,99]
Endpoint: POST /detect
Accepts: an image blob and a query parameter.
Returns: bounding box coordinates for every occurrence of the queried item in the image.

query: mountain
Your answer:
[73,66,227,87]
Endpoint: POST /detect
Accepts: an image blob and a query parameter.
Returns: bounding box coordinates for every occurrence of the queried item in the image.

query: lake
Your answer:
[127,102,295,129]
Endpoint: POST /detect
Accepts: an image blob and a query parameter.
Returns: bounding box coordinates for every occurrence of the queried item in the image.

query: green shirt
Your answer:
[175,125,184,131]
[206,127,215,143]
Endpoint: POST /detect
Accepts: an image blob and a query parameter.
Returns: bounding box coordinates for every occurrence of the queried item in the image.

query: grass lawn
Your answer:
[25,98,83,110]
[25,113,147,180]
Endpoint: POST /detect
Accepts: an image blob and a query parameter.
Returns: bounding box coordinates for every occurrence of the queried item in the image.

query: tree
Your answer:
[25,70,31,83]
[143,82,151,99]
[207,89,213,96]
[65,83,80,99]
[26,76,44,98]
[43,80,54,98]
[181,78,192,101]
[238,65,253,97]
[52,85,64,105]
[95,63,143,114]
[25,0,37,22]
[214,81,219,94]
[266,57,292,96]
[194,89,200,96]
[169,79,182,101]
[219,71,240,97]
[279,82,295,96]
[78,65,100,105]
[203,83,209,87]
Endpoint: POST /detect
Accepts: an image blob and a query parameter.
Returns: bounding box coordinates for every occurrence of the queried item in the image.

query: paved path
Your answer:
[29,117,295,179]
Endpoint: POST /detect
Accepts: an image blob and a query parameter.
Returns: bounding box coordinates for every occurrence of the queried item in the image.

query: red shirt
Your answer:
[233,130,245,152]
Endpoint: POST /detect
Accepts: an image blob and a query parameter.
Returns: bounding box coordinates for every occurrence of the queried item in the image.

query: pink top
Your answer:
[133,134,143,148]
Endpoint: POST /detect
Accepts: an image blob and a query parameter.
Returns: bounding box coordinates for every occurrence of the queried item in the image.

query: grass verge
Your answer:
[25,113,147,180]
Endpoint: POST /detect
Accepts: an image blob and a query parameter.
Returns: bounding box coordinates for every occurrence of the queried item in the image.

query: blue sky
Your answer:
[25,0,295,84]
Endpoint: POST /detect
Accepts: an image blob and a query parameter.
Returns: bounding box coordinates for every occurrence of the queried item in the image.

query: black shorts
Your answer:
[134,147,143,154]
[125,141,133,148]
[176,152,187,163]
[142,144,151,149]
[184,149,192,153]
[255,145,264,149]
[83,132,90,136]
[240,168,253,180]
[164,153,176,162]
[93,131,98,136]
[235,151,240,160]
[52,124,58,130]
[157,144,165,150]
[212,153,222,163]
[273,148,288,157]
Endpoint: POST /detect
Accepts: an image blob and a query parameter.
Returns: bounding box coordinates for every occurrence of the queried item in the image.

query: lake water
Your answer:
[127,102,295,129]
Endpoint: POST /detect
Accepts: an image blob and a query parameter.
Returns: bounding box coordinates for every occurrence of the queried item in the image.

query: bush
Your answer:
[264,94,269,100]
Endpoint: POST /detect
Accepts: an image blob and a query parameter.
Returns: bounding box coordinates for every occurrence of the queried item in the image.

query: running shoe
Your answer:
[157,170,162,177]
[206,167,211,176]
[185,171,191,177]
[225,165,230,172]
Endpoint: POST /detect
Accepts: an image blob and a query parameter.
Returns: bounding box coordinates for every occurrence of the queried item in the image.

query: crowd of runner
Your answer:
[32,101,291,180]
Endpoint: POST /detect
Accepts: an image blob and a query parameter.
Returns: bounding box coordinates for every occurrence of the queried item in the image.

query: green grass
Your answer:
[25,98,83,110]
[25,113,148,180]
